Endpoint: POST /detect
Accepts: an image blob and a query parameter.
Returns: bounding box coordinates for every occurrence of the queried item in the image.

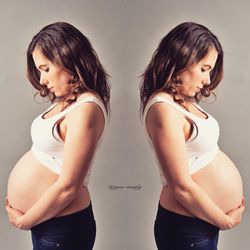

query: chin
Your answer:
[53,92,63,97]
[184,93,196,98]
[190,91,197,97]
[55,92,72,99]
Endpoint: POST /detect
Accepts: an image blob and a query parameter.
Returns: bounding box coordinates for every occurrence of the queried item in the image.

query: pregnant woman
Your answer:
[6,22,110,250]
[140,22,244,249]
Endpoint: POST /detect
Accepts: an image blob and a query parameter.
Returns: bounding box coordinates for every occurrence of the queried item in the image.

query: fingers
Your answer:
[240,204,245,213]
[238,197,245,213]
[5,197,13,208]
[234,198,245,210]
[5,198,11,213]
[5,198,18,217]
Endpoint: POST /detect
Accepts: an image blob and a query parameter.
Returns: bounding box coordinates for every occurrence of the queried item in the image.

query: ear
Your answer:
[172,74,180,84]
[69,75,79,84]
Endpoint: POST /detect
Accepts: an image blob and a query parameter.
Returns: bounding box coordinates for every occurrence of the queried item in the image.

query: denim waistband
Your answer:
[31,203,94,234]
[156,202,220,234]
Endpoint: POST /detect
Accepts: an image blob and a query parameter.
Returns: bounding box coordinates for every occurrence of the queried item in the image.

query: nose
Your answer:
[39,72,48,86]
[203,72,211,86]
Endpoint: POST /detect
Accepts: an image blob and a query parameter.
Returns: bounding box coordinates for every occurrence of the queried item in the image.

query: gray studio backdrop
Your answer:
[0,0,249,249]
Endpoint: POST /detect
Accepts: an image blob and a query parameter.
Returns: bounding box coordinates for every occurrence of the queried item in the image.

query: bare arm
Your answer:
[17,102,104,229]
[146,102,244,230]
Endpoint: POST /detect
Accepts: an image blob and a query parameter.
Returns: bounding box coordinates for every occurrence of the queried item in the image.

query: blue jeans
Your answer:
[31,203,96,250]
[154,203,220,250]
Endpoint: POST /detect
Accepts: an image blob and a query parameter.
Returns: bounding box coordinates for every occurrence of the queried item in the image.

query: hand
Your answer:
[5,198,30,230]
[222,197,245,231]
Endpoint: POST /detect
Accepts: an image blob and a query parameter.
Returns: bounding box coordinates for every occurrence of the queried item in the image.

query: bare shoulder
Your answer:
[146,104,183,133]
[146,92,184,127]
[77,91,102,102]
[65,92,105,129]
[150,91,173,102]
[144,93,185,142]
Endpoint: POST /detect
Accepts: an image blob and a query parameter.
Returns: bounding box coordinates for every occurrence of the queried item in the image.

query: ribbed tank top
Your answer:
[143,96,220,186]
[31,96,107,186]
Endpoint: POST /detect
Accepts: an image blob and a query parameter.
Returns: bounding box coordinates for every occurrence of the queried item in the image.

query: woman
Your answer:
[6,22,110,250]
[140,22,244,250]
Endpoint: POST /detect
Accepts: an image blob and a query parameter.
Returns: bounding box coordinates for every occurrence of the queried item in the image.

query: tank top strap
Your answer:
[58,96,108,123]
[143,96,193,124]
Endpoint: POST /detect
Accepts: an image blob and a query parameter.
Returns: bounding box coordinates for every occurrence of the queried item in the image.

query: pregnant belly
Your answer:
[161,150,243,215]
[7,151,59,213]
[7,151,90,216]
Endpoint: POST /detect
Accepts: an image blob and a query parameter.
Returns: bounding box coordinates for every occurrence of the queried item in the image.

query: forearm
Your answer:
[173,181,232,229]
[21,181,77,228]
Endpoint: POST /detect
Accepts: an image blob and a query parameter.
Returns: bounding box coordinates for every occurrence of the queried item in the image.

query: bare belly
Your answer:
[160,150,243,216]
[7,151,90,217]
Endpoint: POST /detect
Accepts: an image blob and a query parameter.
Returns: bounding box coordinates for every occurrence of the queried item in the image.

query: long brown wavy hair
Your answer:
[27,22,110,112]
[140,22,223,112]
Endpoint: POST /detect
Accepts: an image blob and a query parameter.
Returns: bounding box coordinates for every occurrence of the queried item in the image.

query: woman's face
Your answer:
[176,47,218,97]
[32,47,74,97]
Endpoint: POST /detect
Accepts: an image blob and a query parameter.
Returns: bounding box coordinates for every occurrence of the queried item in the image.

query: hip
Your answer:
[154,202,219,250]
[31,203,96,250]
[155,202,219,233]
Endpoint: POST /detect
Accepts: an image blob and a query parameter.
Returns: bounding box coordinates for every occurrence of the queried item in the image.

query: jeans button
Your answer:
[56,243,60,247]
[190,243,194,247]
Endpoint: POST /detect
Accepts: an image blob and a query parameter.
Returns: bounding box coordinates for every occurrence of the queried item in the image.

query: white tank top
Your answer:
[143,96,220,186]
[31,96,107,186]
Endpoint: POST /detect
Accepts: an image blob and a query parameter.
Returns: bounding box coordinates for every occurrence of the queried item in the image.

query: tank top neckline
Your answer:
[41,96,104,121]
[41,102,62,120]
[147,95,210,121]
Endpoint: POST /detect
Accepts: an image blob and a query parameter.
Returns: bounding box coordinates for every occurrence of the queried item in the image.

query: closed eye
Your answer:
[38,64,49,72]
[201,64,213,73]
[201,67,211,73]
